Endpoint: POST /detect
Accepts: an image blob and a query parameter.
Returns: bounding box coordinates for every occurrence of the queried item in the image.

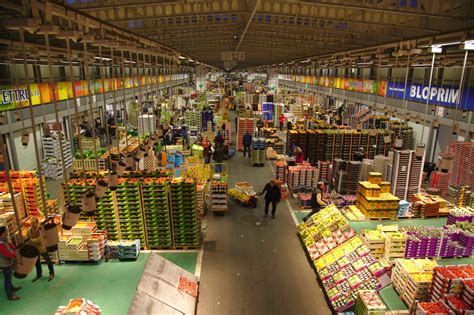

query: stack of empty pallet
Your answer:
[449,141,474,190]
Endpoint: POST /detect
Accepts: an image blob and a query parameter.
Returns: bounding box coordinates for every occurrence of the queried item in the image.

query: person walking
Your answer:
[256,118,264,136]
[0,227,20,301]
[242,130,252,158]
[259,180,281,219]
[213,143,224,173]
[303,182,328,222]
[203,142,213,164]
[278,114,286,131]
[214,131,225,146]
[28,218,55,282]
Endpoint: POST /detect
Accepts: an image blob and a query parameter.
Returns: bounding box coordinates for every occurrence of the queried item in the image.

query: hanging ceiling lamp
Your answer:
[94,178,108,198]
[40,218,60,252]
[14,244,39,279]
[62,205,82,230]
[108,171,119,191]
[82,190,97,216]
[21,131,29,146]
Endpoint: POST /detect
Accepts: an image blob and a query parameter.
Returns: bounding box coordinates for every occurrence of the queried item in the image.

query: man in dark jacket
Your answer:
[215,131,225,146]
[213,143,224,173]
[259,180,281,219]
[242,131,252,158]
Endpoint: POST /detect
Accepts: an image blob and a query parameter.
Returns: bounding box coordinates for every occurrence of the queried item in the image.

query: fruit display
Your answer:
[141,177,172,248]
[59,222,106,262]
[415,301,452,314]
[447,207,473,225]
[391,259,438,308]
[170,178,200,247]
[355,290,386,314]
[430,266,474,302]
[401,223,474,258]
[298,204,349,246]
[312,236,386,312]
[341,205,366,221]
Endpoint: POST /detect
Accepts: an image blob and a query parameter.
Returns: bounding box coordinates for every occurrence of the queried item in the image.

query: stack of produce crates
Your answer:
[383,231,407,261]
[116,178,145,245]
[355,290,386,314]
[170,178,199,248]
[430,265,474,302]
[355,172,399,220]
[251,137,266,166]
[391,258,437,308]
[141,178,172,248]
[361,229,385,259]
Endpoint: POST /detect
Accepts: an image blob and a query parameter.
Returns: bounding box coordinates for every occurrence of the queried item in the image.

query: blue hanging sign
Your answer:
[386,81,473,111]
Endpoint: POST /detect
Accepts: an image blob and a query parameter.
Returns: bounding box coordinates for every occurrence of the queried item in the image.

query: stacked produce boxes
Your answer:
[141,178,172,248]
[391,258,437,307]
[236,117,256,151]
[355,172,399,220]
[355,290,386,314]
[116,178,145,244]
[170,178,199,247]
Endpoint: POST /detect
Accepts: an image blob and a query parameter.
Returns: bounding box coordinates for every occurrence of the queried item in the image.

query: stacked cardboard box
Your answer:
[355,172,399,220]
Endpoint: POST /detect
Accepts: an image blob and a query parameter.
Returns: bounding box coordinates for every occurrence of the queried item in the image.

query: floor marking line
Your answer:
[268,161,299,226]
[195,247,204,279]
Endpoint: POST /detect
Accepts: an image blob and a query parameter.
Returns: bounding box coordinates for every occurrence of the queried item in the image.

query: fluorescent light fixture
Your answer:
[300,59,311,63]
[11,58,36,62]
[464,40,474,50]
[179,55,186,60]
[94,56,112,61]
[124,60,136,64]
[430,45,442,53]
[411,63,431,67]
[356,61,373,66]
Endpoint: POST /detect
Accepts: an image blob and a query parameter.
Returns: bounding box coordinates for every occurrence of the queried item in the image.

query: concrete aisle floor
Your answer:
[197,116,331,315]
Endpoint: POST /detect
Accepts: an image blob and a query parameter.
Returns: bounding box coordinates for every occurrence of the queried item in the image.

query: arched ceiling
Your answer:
[64,0,474,69]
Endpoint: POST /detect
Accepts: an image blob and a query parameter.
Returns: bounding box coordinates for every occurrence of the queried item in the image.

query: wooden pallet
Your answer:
[367,217,397,221]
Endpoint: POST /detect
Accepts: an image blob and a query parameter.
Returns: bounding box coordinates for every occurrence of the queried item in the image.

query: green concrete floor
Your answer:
[0,251,198,315]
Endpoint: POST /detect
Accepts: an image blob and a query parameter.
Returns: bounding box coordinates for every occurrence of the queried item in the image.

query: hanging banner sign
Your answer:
[0,75,181,112]
[386,82,473,111]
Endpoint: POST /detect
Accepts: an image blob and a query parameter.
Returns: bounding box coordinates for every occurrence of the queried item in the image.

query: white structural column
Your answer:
[267,68,279,93]
[195,65,207,92]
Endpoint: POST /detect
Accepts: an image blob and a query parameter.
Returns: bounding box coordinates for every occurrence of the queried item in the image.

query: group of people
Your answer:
[0,218,55,301]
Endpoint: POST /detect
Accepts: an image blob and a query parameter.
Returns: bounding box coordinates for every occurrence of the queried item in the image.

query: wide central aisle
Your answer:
[197,145,332,314]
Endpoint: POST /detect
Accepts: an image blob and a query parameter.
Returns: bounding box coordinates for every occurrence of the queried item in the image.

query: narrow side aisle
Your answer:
[197,153,331,314]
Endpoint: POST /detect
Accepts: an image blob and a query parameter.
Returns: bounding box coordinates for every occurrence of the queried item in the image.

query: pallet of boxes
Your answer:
[59,222,106,262]
[355,172,399,220]
[391,258,438,309]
